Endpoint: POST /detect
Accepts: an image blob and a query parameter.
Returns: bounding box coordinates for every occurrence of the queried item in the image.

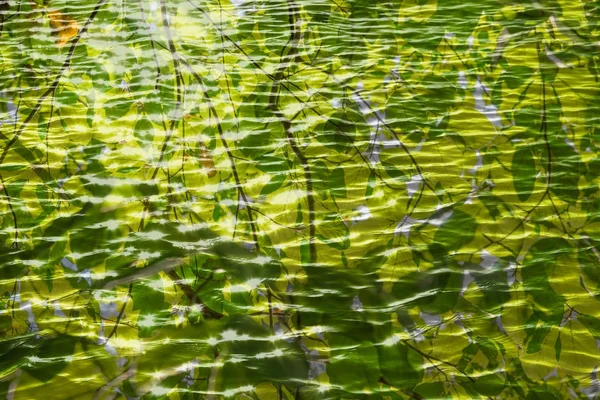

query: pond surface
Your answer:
[1,0,600,398]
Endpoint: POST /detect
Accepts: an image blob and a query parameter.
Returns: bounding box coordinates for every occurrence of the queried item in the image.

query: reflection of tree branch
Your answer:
[206,348,226,400]
[137,0,185,230]
[249,206,307,236]
[482,232,517,257]
[0,174,18,248]
[401,339,475,383]
[301,58,437,200]
[379,377,424,400]
[164,269,223,319]
[0,0,107,169]
[485,45,575,250]
[0,2,105,201]
[151,0,184,182]
[536,46,570,236]
[179,58,261,251]
[93,365,136,400]
[184,0,324,114]
[103,283,133,343]
[216,5,240,133]
[267,0,317,267]
[354,90,435,192]
[137,0,161,92]
[300,62,434,219]
[44,100,55,176]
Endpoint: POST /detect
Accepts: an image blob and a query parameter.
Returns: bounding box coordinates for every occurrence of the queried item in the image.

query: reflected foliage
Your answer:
[1,0,600,398]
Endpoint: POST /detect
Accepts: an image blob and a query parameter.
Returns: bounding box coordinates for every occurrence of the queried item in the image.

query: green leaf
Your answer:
[491,79,503,107]
[330,166,346,198]
[260,173,286,195]
[513,145,537,201]
[217,316,308,391]
[316,111,358,152]
[549,137,580,203]
[366,170,376,198]
[88,64,112,93]
[521,238,569,323]
[58,90,78,107]
[22,335,77,382]
[104,96,133,121]
[36,184,54,214]
[539,52,559,83]
[0,164,27,172]
[313,159,330,200]
[134,114,154,147]
[86,92,95,128]
[315,214,350,250]
[503,65,534,89]
[474,373,506,396]
[514,106,541,133]
[300,238,311,266]
[526,323,552,354]
[38,115,47,141]
[414,382,446,399]
[554,332,561,361]
[471,262,511,312]
[386,92,426,134]
[432,210,477,254]
[379,342,423,390]
[382,161,406,181]
[393,262,463,314]
[255,155,288,174]
[327,334,380,392]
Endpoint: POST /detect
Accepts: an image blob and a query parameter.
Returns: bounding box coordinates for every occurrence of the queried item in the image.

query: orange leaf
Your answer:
[48,10,79,48]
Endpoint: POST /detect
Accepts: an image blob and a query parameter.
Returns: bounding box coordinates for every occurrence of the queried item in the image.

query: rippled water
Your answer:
[1,0,600,398]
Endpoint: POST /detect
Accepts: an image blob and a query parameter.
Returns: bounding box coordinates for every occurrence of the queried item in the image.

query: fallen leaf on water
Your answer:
[48,9,79,48]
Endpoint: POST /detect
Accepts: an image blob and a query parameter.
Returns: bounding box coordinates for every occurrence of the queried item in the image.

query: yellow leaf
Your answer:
[399,0,438,22]
[549,253,600,317]
[418,322,471,367]
[520,325,559,381]
[559,320,600,378]
[501,282,533,348]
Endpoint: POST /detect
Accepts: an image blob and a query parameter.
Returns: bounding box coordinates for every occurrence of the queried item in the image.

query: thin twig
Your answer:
[0,0,107,167]
[178,58,261,250]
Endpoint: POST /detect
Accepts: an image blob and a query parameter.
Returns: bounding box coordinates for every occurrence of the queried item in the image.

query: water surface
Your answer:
[1,0,600,398]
